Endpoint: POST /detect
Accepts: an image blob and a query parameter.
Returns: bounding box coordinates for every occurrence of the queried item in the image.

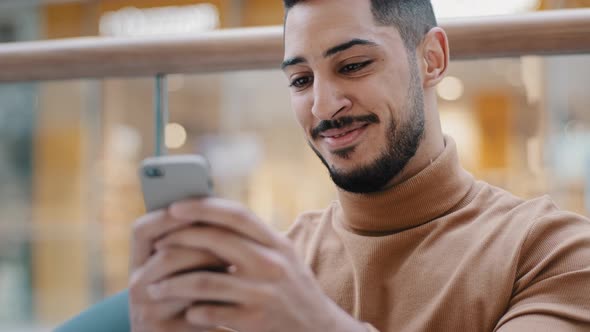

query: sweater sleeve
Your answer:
[494,212,590,332]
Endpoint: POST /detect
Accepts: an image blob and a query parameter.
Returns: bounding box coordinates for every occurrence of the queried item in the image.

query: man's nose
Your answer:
[311,78,352,120]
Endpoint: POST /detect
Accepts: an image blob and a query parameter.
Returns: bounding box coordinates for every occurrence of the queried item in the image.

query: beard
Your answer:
[310,56,425,194]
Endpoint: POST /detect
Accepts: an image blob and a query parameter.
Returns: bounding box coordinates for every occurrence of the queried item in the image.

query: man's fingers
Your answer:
[185,304,243,331]
[148,271,267,305]
[167,318,215,332]
[142,247,227,284]
[169,198,284,249]
[155,227,285,279]
[130,209,190,269]
[137,317,213,332]
[132,299,193,321]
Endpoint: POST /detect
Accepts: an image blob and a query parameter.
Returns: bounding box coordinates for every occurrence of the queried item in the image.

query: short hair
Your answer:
[283,0,437,50]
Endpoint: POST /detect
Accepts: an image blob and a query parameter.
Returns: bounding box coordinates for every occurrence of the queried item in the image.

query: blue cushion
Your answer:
[54,290,130,332]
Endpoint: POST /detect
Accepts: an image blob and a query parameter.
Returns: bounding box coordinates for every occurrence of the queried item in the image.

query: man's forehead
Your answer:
[285,28,376,55]
[283,0,379,57]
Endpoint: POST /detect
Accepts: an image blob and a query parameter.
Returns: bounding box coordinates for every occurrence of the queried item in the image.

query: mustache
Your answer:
[311,114,380,139]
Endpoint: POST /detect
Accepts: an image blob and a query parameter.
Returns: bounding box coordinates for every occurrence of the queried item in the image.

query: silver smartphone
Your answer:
[139,154,212,212]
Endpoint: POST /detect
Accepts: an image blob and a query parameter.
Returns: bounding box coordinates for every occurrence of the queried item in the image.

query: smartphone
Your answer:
[139,154,212,212]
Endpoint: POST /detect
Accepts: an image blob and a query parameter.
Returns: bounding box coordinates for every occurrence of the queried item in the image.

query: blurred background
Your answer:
[0,0,589,330]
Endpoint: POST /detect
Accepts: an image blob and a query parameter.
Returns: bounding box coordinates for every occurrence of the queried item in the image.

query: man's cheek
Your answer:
[293,110,311,134]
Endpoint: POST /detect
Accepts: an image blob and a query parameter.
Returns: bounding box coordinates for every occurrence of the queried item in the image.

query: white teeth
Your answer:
[331,130,354,138]
[327,126,365,139]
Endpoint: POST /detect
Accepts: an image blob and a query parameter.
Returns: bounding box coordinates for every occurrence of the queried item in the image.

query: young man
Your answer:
[129,0,590,331]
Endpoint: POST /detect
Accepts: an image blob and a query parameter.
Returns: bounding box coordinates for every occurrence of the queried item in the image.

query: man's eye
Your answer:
[340,60,373,74]
[290,76,313,89]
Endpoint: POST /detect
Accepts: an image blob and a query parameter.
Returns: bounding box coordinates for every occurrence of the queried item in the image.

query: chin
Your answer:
[328,149,373,170]
[311,141,372,174]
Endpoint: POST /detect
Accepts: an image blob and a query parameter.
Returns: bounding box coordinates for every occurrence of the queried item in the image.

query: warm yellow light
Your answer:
[432,0,540,18]
[437,76,464,101]
[99,4,219,37]
[165,123,187,149]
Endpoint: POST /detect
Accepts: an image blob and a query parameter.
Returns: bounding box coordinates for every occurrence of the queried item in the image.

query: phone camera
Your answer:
[144,167,164,178]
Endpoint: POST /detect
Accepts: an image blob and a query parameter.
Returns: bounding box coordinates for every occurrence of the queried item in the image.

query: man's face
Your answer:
[282,0,425,193]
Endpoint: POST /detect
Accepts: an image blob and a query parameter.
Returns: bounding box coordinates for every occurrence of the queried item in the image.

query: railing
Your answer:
[0,8,589,82]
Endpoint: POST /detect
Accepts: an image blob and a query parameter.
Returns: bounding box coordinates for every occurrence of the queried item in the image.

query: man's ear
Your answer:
[420,27,450,88]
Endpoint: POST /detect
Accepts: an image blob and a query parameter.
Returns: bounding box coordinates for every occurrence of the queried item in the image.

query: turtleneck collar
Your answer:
[336,136,475,234]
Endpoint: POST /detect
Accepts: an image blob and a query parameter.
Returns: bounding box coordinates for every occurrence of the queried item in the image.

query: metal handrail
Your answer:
[0,9,588,82]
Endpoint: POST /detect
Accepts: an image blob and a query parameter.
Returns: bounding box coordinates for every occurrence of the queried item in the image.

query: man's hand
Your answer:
[144,197,367,332]
[129,209,228,332]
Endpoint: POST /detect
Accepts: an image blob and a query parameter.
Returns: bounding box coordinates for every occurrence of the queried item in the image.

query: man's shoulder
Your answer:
[286,201,338,237]
[285,201,340,256]
[512,194,590,251]
[474,181,590,253]
[492,190,590,322]
[478,181,588,225]
[470,185,590,329]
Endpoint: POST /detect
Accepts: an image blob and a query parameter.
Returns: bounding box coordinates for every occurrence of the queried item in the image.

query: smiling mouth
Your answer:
[324,128,358,139]
[319,124,370,151]
[320,123,369,138]
[311,114,380,140]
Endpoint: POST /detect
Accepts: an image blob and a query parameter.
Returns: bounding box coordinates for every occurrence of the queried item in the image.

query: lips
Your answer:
[320,123,368,139]
[319,124,369,150]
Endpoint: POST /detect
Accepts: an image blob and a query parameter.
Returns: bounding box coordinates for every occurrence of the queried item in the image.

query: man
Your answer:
[129,0,590,331]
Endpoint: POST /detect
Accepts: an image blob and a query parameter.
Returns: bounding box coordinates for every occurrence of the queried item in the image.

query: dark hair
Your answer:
[283,0,437,50]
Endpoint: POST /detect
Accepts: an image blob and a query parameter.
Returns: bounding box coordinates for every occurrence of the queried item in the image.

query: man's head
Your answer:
[282,0,448,193]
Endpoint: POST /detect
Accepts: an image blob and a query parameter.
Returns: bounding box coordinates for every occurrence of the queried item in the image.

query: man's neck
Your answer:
[336,135,474,234]
[384,98,445,189]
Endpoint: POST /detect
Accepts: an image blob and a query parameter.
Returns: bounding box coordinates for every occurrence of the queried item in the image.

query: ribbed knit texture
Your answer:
[287,137,590,332]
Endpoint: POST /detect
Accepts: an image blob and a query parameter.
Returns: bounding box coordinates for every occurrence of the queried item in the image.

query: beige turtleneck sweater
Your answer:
[287,137,590,332]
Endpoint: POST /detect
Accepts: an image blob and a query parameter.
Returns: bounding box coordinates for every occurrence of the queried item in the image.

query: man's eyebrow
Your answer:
[324,38,378,58]
[281,38,377,70]
[281,56,306,70]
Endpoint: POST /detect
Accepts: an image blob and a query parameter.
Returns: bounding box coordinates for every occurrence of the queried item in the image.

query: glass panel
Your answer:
[0,78,103,331]
[440,55,590,215]
[0,81,36,325]
[1,54,589,331]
